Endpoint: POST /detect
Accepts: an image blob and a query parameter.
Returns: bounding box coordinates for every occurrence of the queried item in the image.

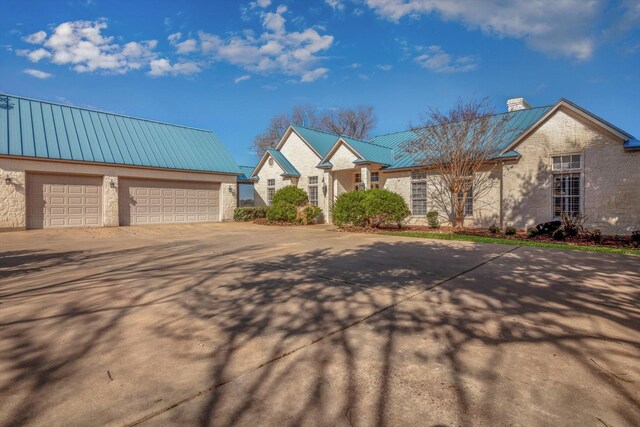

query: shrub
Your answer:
[535,220,561,236]
[632,230,640,244]
[552,228,566,241]
[364,189,410,228]
[427,211,440,228]
[272,185,308,207]
[298,204,322,225]
[266,202,298,223]
[332,191,368,227]
[488,224,500,234]
[560,213,587,237]
[233,207,268,221]
[505,226,517,236]
[527,227,538,238]
[589,229,603,243]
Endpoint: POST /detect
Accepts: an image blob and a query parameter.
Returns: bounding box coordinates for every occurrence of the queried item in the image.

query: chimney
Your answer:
[507,97,532,112]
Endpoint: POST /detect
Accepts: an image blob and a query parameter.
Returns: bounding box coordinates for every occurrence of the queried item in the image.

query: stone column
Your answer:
[221,183,237,221]
[0,168,26,229]
[360,166,370,190]
[102,176,119,227]
[322,171,332,223]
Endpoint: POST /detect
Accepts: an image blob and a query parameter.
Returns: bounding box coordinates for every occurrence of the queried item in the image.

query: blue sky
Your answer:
[1,0,639,167]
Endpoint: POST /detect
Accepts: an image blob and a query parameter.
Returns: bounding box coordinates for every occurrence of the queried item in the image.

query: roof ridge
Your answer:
[291,124,341,138]
[341,135,392,150]
[370,105,555,139]
[0,92,214,133]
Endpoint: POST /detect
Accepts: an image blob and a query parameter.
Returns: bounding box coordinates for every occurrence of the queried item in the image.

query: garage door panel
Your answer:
[119,179,220,226]
[27,174,103,229]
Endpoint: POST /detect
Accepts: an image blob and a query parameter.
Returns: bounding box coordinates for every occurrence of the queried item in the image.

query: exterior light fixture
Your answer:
[228,186,234,193]
[322,182,327,196]
[109,179,116,189]
[4,176,11,185]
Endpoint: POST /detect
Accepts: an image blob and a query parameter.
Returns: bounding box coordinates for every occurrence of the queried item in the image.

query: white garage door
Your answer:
[119,178,220,226]
[27,173,103,229]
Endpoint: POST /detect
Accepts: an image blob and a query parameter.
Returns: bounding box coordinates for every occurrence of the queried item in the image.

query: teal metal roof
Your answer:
[238,165,257,181]
[369,105,553,169]
[267,148,300,177]
[0,94,242,175]
[339,136,394,165]
[290,125,339,157]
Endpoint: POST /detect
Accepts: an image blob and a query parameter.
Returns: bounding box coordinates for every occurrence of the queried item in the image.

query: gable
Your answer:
[326,142,359,170]
[252,151,285,179]
[279,129,322,163]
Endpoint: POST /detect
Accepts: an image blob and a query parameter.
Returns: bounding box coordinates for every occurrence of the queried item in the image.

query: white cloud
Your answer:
[234,74,251,83]
[148,58,201,76]
[198,4,334,82]
[168,33,198,54]
[414,45,477,73]
[364,0,605,60]
[325,0,345,11]
[24,30,47,44]
[23,68,52,79]
[377,64,392,71]
[301,67,329,82]
[16,19,159,74]
[16,47,51,62]
[253,0,272,8]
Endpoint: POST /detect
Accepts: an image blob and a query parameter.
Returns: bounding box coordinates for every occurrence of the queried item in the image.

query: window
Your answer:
[411,170,427,215]
[267,179,276,206]
[354,172,362,191]
[552,154,582,217]
[308,176,318,206]
[370,172,380,189]
[457,181,473,217]
[552,154,581,171]
[268,158,274,167]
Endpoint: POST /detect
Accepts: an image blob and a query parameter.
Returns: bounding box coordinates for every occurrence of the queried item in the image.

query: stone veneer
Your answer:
[0,157,237,230]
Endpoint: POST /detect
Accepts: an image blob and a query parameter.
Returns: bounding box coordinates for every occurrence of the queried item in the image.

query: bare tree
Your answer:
[321,106,377,139]
[404,98,510,229]
[252,104,377,156]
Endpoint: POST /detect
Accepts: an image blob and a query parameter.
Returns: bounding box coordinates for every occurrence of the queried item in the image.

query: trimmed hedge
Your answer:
[267,201,298,223]
[332,189,409,228]
[273,185,308,206]
[426,211,440,228]
[332,190,369,227]
[234,207,268,221]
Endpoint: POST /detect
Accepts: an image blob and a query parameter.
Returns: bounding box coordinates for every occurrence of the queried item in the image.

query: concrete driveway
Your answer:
[1,223,639,426]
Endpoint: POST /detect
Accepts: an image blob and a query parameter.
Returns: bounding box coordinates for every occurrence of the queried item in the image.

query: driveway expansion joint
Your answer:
[126,245,521,426]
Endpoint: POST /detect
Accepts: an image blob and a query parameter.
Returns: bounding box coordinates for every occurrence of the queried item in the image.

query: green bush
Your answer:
[427,211,440,228]
[526,227,538,238]
[488,224,500,234]
[332,191,369,227]
[364,189,410,228]
[332,189,410,228]
[273,185,308,207]
[299,204,322,225]
[505,226,517,235]
[233,207,268,221]
[266,202,298,223]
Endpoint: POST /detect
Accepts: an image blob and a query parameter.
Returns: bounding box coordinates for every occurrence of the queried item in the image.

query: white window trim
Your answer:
[267,179,276,206]
[308,176,319,206]
[551,153,584,218]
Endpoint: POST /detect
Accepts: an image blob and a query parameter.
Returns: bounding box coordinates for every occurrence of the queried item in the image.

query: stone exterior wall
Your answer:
[0,168,25,230]
[253,155,287,207]
[220,183,238,222]
[102,175,119,227]
[0,157,237,230]
[502,108,640,234]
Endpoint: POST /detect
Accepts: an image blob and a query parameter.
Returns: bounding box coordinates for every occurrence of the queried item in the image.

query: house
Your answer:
[250,98,640,234]
[0,94,241,230]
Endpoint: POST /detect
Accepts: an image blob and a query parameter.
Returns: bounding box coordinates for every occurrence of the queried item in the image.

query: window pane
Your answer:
[267,179,275,187]
[552,172,581,217]
[309,176,318,185]
[371,172,379,182]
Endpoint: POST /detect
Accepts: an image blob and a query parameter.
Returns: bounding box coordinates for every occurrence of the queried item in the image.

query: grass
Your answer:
[379,231,640,256]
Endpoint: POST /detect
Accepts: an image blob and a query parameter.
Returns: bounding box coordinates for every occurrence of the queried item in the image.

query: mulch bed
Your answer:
[335,224,638,249]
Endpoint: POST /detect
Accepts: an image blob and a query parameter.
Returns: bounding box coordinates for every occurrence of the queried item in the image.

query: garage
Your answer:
[27,173,102,229]
[1,94,241,231]
[119,178,219,226]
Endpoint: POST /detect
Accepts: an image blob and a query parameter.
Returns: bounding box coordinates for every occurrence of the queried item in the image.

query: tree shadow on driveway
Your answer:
[0,234,638,426]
